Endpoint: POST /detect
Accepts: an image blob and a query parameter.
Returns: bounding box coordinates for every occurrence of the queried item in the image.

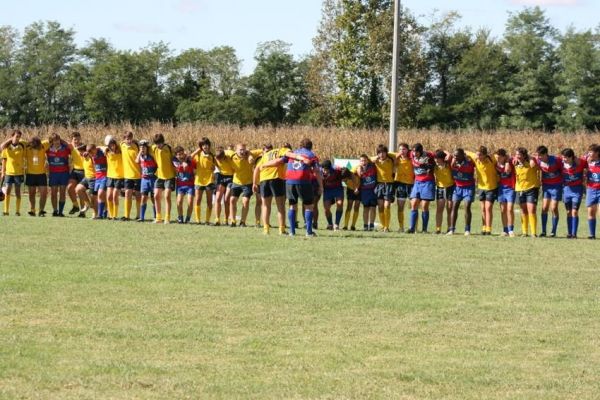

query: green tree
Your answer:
[554,27,600,131]
[0,26,20,125]
[501,7,559,130]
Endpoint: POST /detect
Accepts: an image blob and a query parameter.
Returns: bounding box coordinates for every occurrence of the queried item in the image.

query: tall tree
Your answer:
[501,7,559,130]
[0,26,19,125]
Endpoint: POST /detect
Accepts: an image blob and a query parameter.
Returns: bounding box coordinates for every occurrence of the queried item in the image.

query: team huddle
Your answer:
[2,129,600,239]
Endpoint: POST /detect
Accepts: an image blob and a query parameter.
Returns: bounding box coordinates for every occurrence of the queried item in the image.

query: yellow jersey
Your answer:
[434,164,454,188]
[371,152,397,183]
[25,142,49,175]
[70,147,85,170]
[151,144,176,180]
[107,151,124,179]
[215,151,235,176]
[394,157,415,184]
[514,161,541,191]
[345,166,359,190]
[466,151,498,190]
[230,149,262,185]
[257,148,288,182]
[193,151,216,186]
[120,142,141,179]
[83,156,95,179]
[2,141,26,176]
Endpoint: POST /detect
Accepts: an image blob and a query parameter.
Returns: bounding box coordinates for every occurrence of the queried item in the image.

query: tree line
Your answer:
[1,2,599,131]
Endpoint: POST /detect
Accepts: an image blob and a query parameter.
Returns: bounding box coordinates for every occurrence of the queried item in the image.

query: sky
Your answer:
[1,0,599,75]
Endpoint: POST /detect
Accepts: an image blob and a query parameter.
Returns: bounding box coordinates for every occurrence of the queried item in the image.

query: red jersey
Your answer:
[496,161,515,189]
[451,159,475,187]
[410,151,435,182]
[323,167,344,190]
[587,158,600,189]
[47,144,71,173]
[173,158,194,187]
[562,158,586,187]
[536,155,563,186]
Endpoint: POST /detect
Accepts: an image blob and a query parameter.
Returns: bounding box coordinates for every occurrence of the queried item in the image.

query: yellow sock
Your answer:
[156,212,163,222]
[521,214,529,235]
[384,207,391,229]
[215,217,220,224]
[15,197,21,214]
[165,212,170,222]
[378,211,385,227]
[195,205,201,223]
[205,206,212,223]
[352,210,359,227]
[279,225,285,234]
[124,198,131,219]
[398,210,404,229]
[529,214,537,236]
[112,201,118,218]
[344,210,351,228]
[263,224,270,234]
[4,195,10,214]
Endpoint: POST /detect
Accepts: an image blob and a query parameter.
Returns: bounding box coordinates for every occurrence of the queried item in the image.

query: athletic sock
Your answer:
[409,210,418,231]
[185,215,191,223]
[97,202,105,218]
[165,212,170,223]
[588,218,596,237]
[58,201,65,214]
[566,215,573,236]
[551,216,559,235]
[528,214,537,236]
[573,216,579,237]
[3,196,9,214]
[15,197,21,214]
[343,209,351,228]
[326,213,333,226]
[335,210,343,226]
[384,207,391,229]
[304,210,314,234]
[508,224,514,233]
[156,212,163,222]
[205,206,212,224]
[125,198,131,219]
[503,226,509,234]
[541,212,548,234]
[521,214,529,235]
[195,205,201,223]
[352,210,359,227]
[422,211,430,232]
[398,210,404,230]
[378,211,385,228]
[465,224,471,233]
[141,204,147,221]
[288,209,296,235]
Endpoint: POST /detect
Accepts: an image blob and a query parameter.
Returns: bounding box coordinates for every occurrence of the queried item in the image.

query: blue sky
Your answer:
[2,0,598,75]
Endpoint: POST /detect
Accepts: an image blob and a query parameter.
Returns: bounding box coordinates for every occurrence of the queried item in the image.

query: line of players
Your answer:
[2,129,600,238]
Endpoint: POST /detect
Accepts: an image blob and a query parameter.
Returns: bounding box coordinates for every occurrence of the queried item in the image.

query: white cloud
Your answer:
[113,23,165,35]
[176,0,202,14]
[509,0,581,6]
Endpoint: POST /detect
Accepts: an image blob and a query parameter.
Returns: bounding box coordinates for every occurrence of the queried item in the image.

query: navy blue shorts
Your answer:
[375,183,395,201]
[140,178,156,195]
[478,189,497,202]
[177,186,194,196]
[216,173,233,188]
[4,175,24,186]
[106,178,124,189]
[123,179,141,191]
[231,183,253,198]
[498,186,516,203]
[25,174,47,187]
[346,187,360,201]
[286,183,314,206]
[49,172,69,187]
[323,187,344,203]
[94,177,107,192]
[586,187,600,207]
[452,185,474,202]
[542,184,562,201]
[260,179,285,198]
[69,169,84,183]
[360,188,377,207]
[395,182,413,200]
[563,185,583,210]
[195,183,216,192]
[155,178,176,190]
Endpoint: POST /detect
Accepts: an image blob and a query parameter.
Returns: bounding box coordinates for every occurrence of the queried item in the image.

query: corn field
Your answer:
[3,123,600,160]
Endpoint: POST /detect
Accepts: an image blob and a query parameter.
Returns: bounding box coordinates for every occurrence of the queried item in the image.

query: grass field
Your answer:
[1,195,600,399]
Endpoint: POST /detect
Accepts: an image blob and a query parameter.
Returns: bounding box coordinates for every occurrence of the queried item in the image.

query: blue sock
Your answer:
[305,210,314,234]
[465,224,471,232]
[97,202,105,218]
[152,203,156,218]
[59,201,65,214]
[509,225,514,232]
[589,218,597,237]
[551,216,559,235]
[141,204,147,221]
[541,212,548,234]
[573,216,579,236]
[566,216,573,236]
[335,210,343,226]
[503,226,508,234]
[326,213,333,226]
[422,211,430,232]
[185,215,191,223]
[288,209,296,235]
[410,210,418,231]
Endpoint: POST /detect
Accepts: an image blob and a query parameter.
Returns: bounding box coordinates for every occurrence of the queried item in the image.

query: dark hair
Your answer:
[153,133,165,145]
[376,144,388,154]
[300,138,313,150]
[123,131,133,140]
[359,153,369,159]
[478,146,488,156]
[398,142,409,150]
[49,133,60,142]
[321,160,332,170]
[199,137,211,147]
[561,148,575,158]
[434,150,446,159]
[29,136,42,149]
[108,139,120,153]
[13,129,22,136]
[263,143,273,151]
[413,143,423,154]
[71,131,81,138]
[282,142,292,150]
[86,143,96,152]
[590,145,600,157]
[495,148,507,157]
[516,147,529,160]
[174,146,185,154]
[536,145,548,155]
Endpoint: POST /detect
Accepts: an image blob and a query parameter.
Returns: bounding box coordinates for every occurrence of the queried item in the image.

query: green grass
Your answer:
[1,196,600,399]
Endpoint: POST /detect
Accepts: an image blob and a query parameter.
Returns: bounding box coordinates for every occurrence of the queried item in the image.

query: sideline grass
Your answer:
[1,205,600,399]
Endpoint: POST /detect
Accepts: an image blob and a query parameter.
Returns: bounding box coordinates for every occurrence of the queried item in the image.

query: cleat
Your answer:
[164,219,170,225]
[38,210,46,217]
[406,229,415,234]
[214,221,221,226]
[230,222,236,227]
[540,232,546,237]
[588,236,596,240]
[508,231,515,237]
[342,226,348,231]
[446,230,454,236]
[350,226,356,231]
[550,233,556,238]
[326,225,333,231]
[120,217,130,221]
[154,219,163,224]
[2,212,8,216]
[239,222,246,227]
[52,210,59,217]
[78,212,86,218]
[306,232,317,237]
[464,231,471,236]
[333,224,339,231]
[15,212,20,216]
[28,211,36,217]
[68,206,80,215]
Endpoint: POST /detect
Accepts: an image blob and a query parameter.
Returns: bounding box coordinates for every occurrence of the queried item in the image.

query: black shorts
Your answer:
[517,188,539,205]
[436,185,455,201]
[478,189,497,202]
[260,179,286,198]
[123,178,141,191]
[216,173,233,188]
[195,183,216,192]
[25,173,47,187]
[106,178,124,189]
[69,169,85,183]
[155,178,176,190]
[286,183,315,206]
[346,187,359,201]
[231,183,253,198]
[395,182,413,200]
[375,183,395,202]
